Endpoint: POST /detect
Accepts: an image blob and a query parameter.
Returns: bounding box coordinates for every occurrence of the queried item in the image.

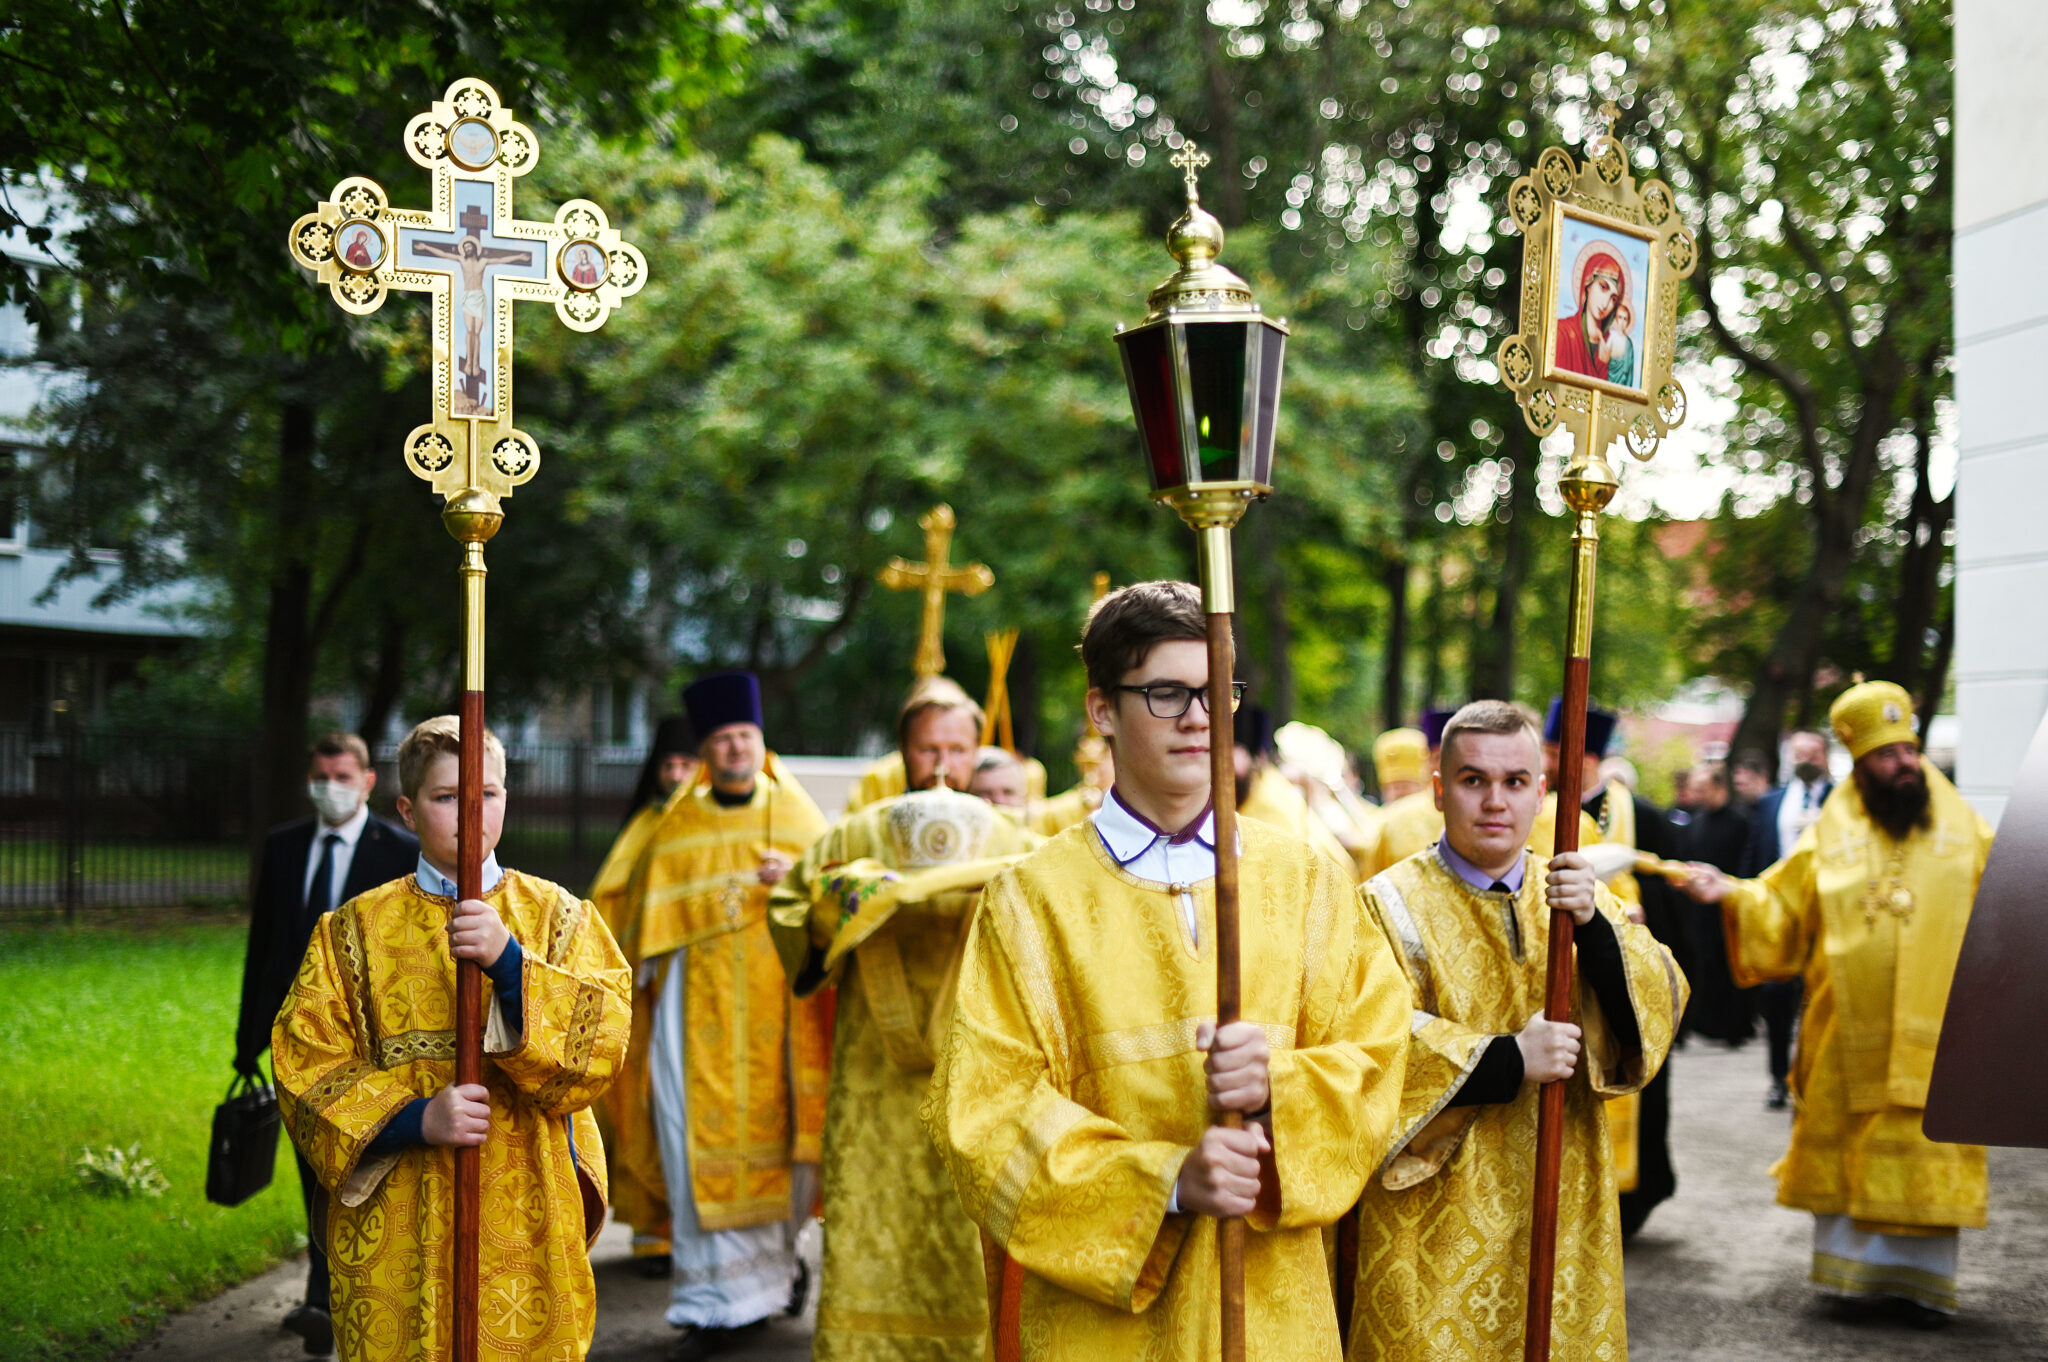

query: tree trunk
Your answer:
[1476,423,1537,701]
[1919,589,1955,732]
[358,609,409,751]
[1421,551,1446,709]
[254,395,317,847]
[1729,374,1902,762]
[1888,386,1952,697]
[1380,548,1409,731]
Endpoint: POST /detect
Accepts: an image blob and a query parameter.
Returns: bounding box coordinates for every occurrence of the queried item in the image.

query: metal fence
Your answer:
[0,723,644,912]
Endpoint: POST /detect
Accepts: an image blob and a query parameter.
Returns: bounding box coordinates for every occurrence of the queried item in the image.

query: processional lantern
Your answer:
[284,77,645,1362]
[1113,138,1286,1362]
[1115,143,1288,613]
[1493,101,1695,1362]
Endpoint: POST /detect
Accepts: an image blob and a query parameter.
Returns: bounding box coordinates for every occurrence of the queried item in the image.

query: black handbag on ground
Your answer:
[205,1070,281,1207]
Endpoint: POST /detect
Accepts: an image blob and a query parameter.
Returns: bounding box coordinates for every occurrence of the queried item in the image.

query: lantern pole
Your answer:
[1489,103,1696,1360]
[1115,139,1288,1362]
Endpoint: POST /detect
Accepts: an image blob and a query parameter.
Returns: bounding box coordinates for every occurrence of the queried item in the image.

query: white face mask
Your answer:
[308,779,364,826]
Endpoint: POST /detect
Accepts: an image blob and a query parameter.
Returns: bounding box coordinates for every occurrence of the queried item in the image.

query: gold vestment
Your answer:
[1722,766,1991,1231]
[769,795,1038,1362]
[1351,849,1685,1361]
[273,872,632,1362]
[606,757,831,1234]
[924,820,1409,1361]
[586,799,669,1248]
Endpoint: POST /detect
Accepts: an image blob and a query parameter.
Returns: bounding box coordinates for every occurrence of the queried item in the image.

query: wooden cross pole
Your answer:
[877,503,994,678]
[1491,102,1694,1359]
[286,77,645,1362]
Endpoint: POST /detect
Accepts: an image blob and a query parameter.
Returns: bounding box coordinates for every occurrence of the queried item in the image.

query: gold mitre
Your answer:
[1373,728,1430,788]
[887,783,997,868]
[1829,680,1917,760]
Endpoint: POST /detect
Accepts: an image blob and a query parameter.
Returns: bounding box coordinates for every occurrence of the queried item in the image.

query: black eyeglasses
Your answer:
[1114,682,1248,719]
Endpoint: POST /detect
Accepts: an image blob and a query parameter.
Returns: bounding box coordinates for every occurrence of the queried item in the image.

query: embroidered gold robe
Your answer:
[924,821,1408,1361]
[273,872,632,1362]
[1721,766,1991,1231]
[769,797,1038,1362]
[587,799,669,1249]
[607,755,831,1235]
[1352,849,1685,1362]
[1237,767,1360,882]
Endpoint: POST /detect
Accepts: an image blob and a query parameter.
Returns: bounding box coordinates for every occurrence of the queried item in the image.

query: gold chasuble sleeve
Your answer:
[272,872,631,1362]
[1350,851,1684,1362]
[924,822,1408,1362]
[1718,768,1991,1232]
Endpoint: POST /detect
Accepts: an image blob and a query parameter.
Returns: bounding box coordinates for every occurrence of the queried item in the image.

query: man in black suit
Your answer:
[233,731,417,1355]
[1739,729,1834,1109]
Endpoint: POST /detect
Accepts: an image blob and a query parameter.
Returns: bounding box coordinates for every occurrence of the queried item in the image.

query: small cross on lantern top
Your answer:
[286,78,647,503]
[877,504,994,680]
[1171,141,1212,203]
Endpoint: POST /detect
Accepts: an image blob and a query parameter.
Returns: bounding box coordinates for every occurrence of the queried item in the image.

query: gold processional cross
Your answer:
[878,504,993,679]
[287,78,647,500]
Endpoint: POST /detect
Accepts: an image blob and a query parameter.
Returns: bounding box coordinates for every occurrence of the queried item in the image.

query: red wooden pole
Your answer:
[1206,610,1246,1362]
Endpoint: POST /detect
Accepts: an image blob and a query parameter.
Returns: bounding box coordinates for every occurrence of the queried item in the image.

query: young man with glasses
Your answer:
[924,580,1410,1360]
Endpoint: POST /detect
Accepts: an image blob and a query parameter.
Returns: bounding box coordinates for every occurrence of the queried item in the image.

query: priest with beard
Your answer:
[1680,681,1993,1326]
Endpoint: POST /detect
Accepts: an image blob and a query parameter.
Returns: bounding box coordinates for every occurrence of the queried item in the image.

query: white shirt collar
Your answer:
[1093,787,1215,868]
[318,802,371,846]
[416,852,504,898]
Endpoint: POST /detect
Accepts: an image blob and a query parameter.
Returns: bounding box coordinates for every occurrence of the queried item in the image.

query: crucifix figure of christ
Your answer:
[877,503,994,678]
[406,191,542,415]
[284,77,647,1362]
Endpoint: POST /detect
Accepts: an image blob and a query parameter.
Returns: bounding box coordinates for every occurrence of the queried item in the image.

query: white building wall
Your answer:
[1954,0,2048,824]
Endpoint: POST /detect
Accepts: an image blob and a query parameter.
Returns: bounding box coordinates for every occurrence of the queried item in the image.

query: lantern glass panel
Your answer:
[1250,323,1287,487]
[1118,325,1184,491]
[1184,321,1250,482]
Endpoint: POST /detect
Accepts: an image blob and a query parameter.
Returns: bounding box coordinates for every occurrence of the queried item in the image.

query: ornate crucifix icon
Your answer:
[287,77,647,499]
[878,504,994,678]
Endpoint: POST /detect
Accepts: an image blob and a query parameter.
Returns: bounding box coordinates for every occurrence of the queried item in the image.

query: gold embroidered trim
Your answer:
[548,884,584,967]
[375,1028,456,1068]
[331,904,378,1054]
[984,1093,1091,1245]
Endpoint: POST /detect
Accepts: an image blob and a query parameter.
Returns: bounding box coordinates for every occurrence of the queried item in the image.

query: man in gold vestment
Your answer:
[1350,701,1685,1361]
[1681,680,1992,1323]
[926,582,1410,1361]
[1359,710,1456,878]
[606,673,832,1357]
[770,677,1037,1361]
[588,713,698,1270]
[274,718,631,1362]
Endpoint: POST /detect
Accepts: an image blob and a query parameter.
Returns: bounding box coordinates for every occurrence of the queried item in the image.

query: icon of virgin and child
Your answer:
[1552,225,1649,391]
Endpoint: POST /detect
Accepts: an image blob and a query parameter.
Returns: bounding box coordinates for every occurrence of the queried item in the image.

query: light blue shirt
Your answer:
[1434,837,1526,895]
[1092,787,1216,945]
[414,852,505,898]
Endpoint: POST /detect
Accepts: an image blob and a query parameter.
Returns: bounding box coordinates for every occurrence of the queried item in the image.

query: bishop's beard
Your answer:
[1856,764,1931,840]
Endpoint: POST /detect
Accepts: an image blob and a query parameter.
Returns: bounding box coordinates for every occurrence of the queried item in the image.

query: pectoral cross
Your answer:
[287,77,648,500]
[878,504,994,678]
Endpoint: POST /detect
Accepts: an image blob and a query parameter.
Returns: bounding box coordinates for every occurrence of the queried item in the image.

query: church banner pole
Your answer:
[286,78,646,1362]
[1114,140,1288,1362]
[1491,104,1695,1359]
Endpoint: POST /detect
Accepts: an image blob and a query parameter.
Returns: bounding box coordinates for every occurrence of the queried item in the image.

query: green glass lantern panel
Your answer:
[1117,324,1185,492]
[1184,320,1249,481]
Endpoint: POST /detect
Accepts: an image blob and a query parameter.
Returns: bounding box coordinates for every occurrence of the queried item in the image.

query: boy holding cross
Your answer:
[273,716,632,1361]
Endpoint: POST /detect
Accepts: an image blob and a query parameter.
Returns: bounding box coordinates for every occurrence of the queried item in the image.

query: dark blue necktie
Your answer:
[1490,880,1511,895]
[307,832,342,916]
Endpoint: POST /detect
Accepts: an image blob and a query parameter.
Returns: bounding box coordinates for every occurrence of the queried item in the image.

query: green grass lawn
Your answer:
[0,911,305,1360]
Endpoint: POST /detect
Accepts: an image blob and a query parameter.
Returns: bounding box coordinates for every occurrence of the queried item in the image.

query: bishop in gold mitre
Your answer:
[925,582,1410,1361]
[769,675,1038,1361]
[1680,680,1992,1322]
[1349,700,1684,1362]
[601,672,832,1355]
